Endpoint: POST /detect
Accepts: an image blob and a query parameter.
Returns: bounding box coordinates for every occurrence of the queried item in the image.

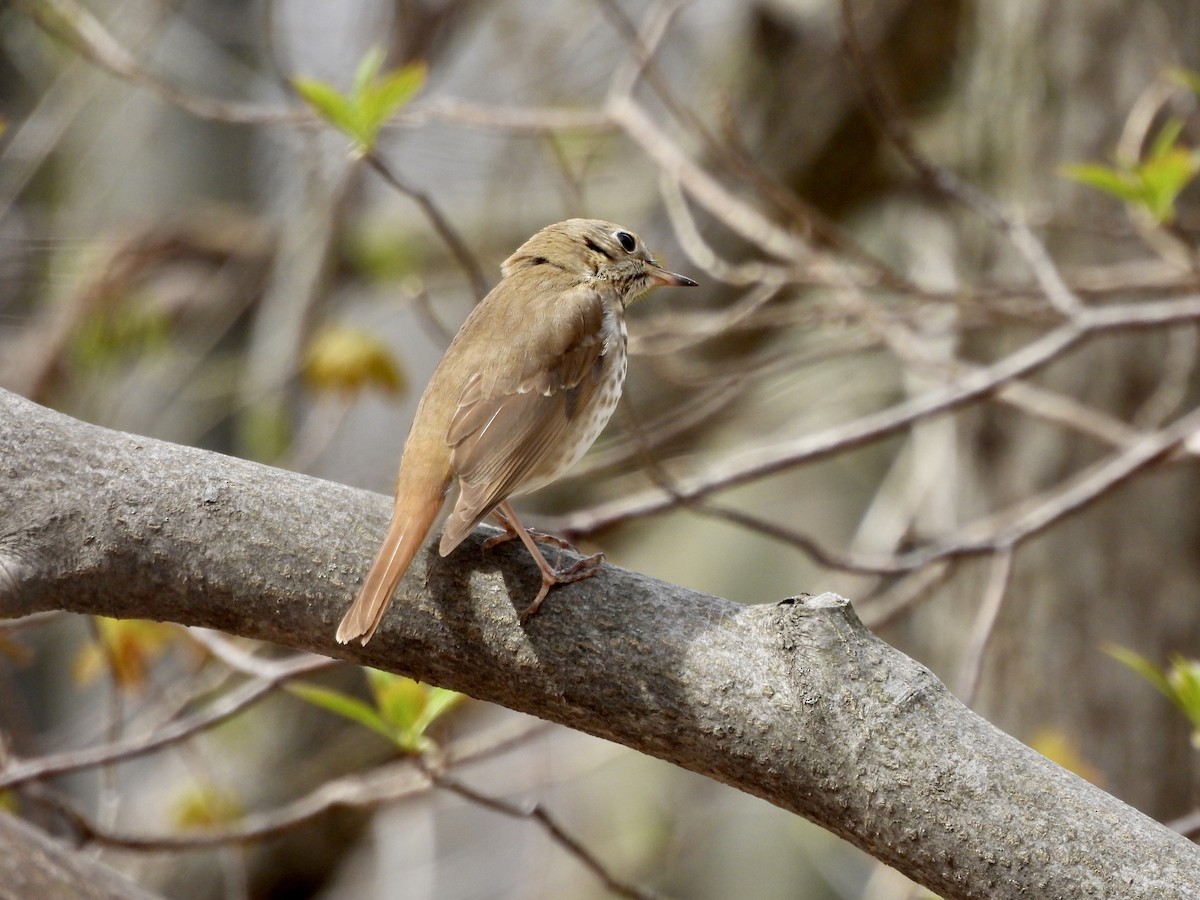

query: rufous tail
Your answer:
[336,491,444,645]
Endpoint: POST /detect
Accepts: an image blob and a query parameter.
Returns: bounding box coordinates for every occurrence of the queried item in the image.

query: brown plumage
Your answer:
[336,219,696,644]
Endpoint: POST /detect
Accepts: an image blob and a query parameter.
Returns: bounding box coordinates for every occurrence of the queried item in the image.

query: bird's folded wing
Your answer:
[439,285,607,553]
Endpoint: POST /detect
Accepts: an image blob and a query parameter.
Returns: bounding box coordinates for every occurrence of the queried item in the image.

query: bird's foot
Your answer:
[519,552,606,622]
[491,501,604,621]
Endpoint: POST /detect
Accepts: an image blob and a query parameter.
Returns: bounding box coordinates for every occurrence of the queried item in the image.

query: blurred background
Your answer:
[2,0,1200,897]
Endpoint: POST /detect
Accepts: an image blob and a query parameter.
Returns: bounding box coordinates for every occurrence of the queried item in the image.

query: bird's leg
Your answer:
[484,505,576,552]
[490,500,605,621]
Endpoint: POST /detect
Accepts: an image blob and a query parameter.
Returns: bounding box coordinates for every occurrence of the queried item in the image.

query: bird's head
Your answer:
[502,218,697,302]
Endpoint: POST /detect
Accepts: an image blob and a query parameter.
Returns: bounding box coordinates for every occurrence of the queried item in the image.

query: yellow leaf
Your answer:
[71,617,177,691]
[172,784,244,830]
[303,325,405,396]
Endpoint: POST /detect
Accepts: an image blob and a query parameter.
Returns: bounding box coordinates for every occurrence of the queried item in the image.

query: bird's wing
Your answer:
[438,283,609,553]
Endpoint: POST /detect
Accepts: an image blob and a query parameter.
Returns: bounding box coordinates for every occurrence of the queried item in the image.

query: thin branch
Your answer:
[1132,325,1199,428]
[711,102,917,293]
[0,654,335,789]
[996,380,1141,448]
[423,761,663,900]
[601,0,685,103]
[956,549,1016,704]
[363,152,489,300]
[858,560,957,630]
[560,295,1200,535]
[608,94,808,263]
[17,0,612,134]
[185,628,327,680]
[709,401,1200,582]
[658,173,804,286]
[17,0,310,126]
[25,716,549,849]
[29,725,659,900]
[401,99,612,133]
[896,403,1200,569]
[694,502,912,576]
[604,0,905,295]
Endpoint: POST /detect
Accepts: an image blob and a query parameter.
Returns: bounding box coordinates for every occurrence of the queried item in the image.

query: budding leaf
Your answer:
[1060,118,1200,225]
[293,49,426,153]
[1106,645,1200,748]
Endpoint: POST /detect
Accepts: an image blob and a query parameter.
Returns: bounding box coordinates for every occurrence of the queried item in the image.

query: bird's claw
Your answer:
[518,552,606,622]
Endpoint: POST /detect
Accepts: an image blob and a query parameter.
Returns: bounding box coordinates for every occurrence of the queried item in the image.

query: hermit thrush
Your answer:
[336,219,696,644]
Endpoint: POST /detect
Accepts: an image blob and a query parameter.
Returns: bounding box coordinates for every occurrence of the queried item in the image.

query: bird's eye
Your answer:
[614,230,637,253]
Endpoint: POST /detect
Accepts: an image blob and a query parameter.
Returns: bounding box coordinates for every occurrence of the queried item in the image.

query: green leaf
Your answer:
[1059,163,1142,205]
[1061,120,1200,226]
[1106,646,1200,746]
[365,669,465,752]
[172,784,244,830]
[289,672,462,753]
[413,686,465,735]
[294,51,425,153]
[287,682,396,743]
[292,77,355,134]
[353,46,388,98]
[367,668,427,732]
[1138,145,1200,224]
[1105,644,1174,698]
[352,60,426,151]
[1166,655,1200,747]
[369,62,427,124]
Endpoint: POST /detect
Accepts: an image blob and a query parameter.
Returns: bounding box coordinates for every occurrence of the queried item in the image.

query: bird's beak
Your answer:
[649,265,698,288]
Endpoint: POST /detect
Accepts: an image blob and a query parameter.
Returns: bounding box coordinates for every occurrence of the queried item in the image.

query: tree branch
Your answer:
[1,389,1197,900]
[0,812,159,900]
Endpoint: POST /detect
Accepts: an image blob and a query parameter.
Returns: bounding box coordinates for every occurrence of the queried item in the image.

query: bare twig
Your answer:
[658,173,804,286]
[185,628,327,680]
[0,654,335,789]
[560,295,1200,535]
[17,0,311,126]
[17,0,613,137]
[422,760,664,900]
[601,0,686,103]
[608,95,808,263]
[694,502,913,576]
[363,152,488,300]
[859,560,957,630]
[26,716,550,850]
[956,549,1016,704]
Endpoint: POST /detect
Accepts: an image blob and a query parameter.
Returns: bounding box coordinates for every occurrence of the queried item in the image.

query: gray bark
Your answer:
[1,387,1197,900]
